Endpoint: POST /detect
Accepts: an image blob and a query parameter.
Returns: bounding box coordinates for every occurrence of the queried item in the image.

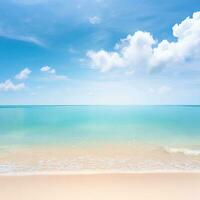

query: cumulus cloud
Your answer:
[0,80,25,91]
[15,68,31,80]
[87,50,124,72]
[40,66,68,80]
[87,11,200,72]
[89,16,101,24]
[40,66,56,74]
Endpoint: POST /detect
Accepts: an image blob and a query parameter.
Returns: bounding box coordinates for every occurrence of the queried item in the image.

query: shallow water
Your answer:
[0,105,200,174]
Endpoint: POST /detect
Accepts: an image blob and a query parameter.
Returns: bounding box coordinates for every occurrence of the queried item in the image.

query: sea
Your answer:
[0,105,200,174]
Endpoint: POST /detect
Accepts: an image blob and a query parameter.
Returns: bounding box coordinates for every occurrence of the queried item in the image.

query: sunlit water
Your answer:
[0,105,200,174]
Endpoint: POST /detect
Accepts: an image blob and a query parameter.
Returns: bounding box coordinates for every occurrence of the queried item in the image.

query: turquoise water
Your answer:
[1,105,200,174]
[0,105,200,146]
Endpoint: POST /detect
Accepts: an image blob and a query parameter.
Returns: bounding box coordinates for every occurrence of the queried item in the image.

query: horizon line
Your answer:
[0,104,200,107]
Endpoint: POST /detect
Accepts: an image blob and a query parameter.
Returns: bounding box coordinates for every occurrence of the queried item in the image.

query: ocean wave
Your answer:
[164,147,200,156]
[1,156,200,175]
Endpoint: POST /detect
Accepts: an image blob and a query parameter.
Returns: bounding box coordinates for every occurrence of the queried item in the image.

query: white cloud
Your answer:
[41,66,50,72]
[87,50,124,72]
[87,11,200,73]
[19,36,44,46]
[0,27,45,47]
[40,66,56,74]
[13,35,44,47]
[15,68,31,80]
[89,16,101,24]
[0,80,25,91]
[40,66,68,80]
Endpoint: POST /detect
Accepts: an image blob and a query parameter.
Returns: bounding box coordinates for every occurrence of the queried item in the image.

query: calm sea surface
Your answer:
[0,106,200,174]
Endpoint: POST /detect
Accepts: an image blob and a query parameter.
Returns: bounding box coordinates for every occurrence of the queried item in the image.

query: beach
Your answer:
[1,106,200,174]
[1,0,200,197]
[1,106,200,199]
[0,172,200,200]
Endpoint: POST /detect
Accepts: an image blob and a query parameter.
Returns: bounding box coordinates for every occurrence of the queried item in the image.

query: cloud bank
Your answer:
[87,11,200,72]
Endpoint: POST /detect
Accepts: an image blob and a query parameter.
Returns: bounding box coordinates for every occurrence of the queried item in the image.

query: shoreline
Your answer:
[1,170,200,176]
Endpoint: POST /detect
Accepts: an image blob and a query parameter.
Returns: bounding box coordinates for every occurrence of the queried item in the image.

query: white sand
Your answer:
[0,172,200,200]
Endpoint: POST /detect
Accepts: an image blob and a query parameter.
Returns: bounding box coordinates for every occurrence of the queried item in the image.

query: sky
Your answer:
[0,0,200,105]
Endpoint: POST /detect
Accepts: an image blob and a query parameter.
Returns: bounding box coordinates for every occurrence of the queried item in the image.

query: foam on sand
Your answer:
[165,147,200,156]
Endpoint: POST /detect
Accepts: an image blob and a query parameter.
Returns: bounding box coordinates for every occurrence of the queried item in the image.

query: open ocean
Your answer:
[0,105,200,174]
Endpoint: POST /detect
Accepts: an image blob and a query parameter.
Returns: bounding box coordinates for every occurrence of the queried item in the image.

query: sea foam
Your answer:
[165,147,200,156]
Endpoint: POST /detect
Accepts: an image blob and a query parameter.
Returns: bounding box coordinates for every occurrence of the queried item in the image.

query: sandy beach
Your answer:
[0,172,200,200]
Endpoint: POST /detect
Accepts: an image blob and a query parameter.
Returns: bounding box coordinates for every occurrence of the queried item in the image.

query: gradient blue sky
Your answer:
[0,0,200,105]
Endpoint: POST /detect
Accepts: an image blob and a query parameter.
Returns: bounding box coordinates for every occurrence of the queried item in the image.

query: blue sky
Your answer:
[0,0,200,105]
